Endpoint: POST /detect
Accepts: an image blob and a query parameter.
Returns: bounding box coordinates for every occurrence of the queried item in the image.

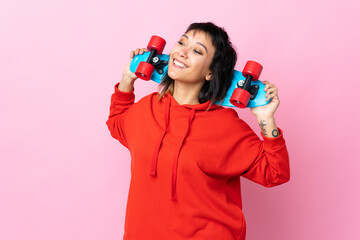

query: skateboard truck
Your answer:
[236,79,260,100]
[135,36,167,80]
[230,61,263,108]
[150,56,168,75]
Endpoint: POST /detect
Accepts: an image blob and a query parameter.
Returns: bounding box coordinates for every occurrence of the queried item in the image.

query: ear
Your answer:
[205,72,212,81]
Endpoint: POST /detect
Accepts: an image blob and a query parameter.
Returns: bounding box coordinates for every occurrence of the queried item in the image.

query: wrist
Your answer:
[122,75,136,85]
[255,114,275,122]
[118,77,136,92]
[256,115,279,138]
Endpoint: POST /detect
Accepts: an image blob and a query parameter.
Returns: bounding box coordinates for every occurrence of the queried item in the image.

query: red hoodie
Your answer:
[106,82,290,240]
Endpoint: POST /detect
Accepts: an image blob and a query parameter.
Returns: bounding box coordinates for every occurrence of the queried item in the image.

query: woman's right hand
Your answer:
[121,48,148,84]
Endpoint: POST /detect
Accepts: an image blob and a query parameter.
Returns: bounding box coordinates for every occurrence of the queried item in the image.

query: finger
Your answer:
[134,48,140,55]
[130,51,135,59]
[264,84,269,91]
[267,93,280,102]
[264,83,276,91]
[266,86,277,93]
[265,87,277,98]
[265,89,278,101]
[265,93,272,101]
[264,83,272,91]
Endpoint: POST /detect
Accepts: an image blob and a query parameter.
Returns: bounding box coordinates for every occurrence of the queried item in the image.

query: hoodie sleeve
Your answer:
[239,123,290,187]
[105,82,135,148]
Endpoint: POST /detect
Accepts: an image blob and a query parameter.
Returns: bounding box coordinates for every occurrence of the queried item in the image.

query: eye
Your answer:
[177,41,184,46]
[193,49,202,55]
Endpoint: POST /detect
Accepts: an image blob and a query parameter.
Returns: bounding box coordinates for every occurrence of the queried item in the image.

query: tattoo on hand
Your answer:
[272,129,279,137]
[259,120,267,136]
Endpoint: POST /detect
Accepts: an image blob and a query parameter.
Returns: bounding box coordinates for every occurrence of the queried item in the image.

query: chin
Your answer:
[167,71,175,79]
[167,68,178,80]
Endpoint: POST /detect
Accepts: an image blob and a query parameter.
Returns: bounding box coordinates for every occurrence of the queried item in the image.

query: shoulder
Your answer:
[131,92,161,107]
[137,92,159,103]
[199,106,252,133]
[212,107,248,125]
[122,92,160,118]
[215,107,239,118]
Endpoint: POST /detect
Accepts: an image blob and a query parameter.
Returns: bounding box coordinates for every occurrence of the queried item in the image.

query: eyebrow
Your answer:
[182,34,208,53]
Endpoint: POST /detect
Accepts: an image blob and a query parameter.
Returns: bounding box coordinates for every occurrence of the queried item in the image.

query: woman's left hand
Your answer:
[250,81,280,118]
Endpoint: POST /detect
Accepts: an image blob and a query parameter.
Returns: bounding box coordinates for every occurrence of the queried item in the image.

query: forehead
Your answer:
[183,29,213,46]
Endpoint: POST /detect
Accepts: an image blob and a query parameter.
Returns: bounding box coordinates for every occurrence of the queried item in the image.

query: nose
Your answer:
[178,47,189,59]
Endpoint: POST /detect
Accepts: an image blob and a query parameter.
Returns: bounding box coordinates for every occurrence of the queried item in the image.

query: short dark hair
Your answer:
[159,22,237,104]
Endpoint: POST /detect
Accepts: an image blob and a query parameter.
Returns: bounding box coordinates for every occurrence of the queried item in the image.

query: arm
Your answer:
[240,127,290,187]
[106,48,147,147]
[256,115,282,138]
[251,80,280,138]
[106,83,135,148]
[117,48,148,92]
[241,81,290,186]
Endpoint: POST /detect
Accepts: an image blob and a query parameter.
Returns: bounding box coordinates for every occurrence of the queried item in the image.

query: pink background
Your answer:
[1,0,359,239]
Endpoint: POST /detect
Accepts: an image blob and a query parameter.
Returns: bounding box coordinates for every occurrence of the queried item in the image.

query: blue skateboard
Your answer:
[130,36,270,108]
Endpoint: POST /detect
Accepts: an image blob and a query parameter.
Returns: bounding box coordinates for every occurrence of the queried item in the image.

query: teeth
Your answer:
[174,59,187,68]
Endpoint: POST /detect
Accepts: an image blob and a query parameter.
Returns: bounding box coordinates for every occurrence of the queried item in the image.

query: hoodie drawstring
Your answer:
[150,98,170,177]
[150,95,198,201]
[171,109,196,201]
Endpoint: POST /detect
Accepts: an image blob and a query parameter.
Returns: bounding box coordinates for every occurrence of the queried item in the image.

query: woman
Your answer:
[106,22,290,240]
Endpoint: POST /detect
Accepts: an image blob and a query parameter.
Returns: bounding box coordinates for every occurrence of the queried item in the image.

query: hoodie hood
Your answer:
[149,93,220,201]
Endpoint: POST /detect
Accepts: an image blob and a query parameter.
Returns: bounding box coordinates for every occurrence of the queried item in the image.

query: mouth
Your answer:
[173,58,189,69]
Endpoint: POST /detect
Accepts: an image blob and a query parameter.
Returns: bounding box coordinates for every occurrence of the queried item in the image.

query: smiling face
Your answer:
[167,30,216,86]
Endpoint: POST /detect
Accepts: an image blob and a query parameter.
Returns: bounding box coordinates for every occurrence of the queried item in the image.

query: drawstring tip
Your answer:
[171,191,177,201]
[149,171,156,177]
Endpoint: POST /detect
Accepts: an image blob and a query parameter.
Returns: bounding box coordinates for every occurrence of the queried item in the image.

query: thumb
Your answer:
[125,51,135,69]
[123,51,137,80]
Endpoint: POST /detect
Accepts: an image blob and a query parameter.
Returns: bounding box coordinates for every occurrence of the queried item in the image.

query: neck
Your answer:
[172,81,204,105]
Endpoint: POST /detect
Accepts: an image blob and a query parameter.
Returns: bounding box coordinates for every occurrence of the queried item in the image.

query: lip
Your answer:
[172,58,189,69]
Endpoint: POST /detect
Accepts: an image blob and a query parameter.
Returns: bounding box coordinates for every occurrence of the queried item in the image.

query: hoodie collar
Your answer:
[150,93,219,201]
[166,92,219,111]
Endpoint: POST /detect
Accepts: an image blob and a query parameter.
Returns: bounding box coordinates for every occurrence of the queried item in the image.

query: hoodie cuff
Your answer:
[261,127,286,149]
[113,82,135,101]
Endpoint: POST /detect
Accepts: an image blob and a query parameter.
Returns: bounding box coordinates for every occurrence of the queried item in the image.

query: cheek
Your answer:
[198,58,212,74]
[170,44,180,55]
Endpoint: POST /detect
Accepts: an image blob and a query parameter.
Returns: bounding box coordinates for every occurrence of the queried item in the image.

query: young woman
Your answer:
[106,22,290,240]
